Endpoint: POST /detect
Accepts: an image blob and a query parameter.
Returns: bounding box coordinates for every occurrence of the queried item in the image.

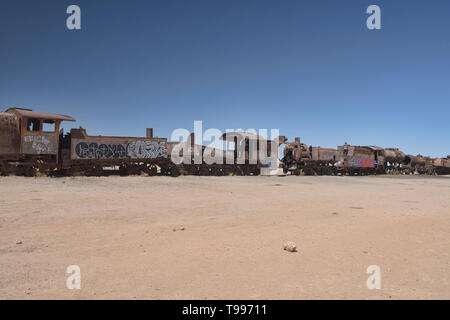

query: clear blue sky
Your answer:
[1,0,449,157]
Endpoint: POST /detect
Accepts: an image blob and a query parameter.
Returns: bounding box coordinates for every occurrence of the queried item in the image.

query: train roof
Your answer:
[5,108,76,122]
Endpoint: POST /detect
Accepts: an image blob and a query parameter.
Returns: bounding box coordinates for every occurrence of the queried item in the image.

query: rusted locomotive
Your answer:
[280,136,449,176]
[0,108,75,176]
[0,108,179,176]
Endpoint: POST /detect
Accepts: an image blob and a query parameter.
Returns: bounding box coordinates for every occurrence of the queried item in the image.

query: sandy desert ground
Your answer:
[0,174,449,299]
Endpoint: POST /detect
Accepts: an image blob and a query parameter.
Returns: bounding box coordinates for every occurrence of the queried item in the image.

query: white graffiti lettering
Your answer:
[127,141,168,159]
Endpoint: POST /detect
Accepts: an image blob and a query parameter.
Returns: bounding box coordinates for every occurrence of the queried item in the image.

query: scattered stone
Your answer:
[283,241,297,252]
[332,212,338,215]
[179,227,185,231]
[16,240,22,245]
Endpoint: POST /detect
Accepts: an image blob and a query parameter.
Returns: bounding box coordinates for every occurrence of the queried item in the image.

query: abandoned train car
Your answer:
[0,108,178,176]
[59,126,178,176]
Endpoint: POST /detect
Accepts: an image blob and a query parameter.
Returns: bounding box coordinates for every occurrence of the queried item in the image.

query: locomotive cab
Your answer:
[0,108,75,175]
[5,108,75,159]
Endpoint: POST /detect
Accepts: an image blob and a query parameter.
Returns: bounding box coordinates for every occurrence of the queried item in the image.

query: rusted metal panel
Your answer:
[71,136,168,160]
[0,112,20,155]
[432,158,450,168]
[409,155,426,167]
[311,147,338,161]
[21,134,58,155]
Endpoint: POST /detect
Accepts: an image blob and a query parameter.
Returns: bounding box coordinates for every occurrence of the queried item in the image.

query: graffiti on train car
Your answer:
[23,135,58,155]
[74,140,168,159]
[75,142,127,159]
[349,157,375,168]
[126,140,168,159]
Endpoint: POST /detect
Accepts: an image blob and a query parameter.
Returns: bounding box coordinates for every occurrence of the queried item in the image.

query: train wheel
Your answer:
[119,165,128,176]
[236,166,243,176]
[160,165,169,176]
[160,164,179,177]
[170,166,180,177]
[15,165,35,177]
[212,167,223,176]
[25,166,37,177]
[186,165,196,175]
[193,166,200,175]
[199,167,210,176]
[15,165,26,176]
[146,164,158,176]
[179,165,190,176]
[129,165,142,176]
[221,166,232,176]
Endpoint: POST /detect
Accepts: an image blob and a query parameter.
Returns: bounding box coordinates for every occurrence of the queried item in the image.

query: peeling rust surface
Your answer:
[0,112,20,155]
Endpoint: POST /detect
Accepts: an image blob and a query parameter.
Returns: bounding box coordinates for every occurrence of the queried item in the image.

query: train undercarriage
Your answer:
[176,163,261,176]
[0,156,58,177]
[282,161,441,176]
[282,160,382,176]
[0,158,263,177]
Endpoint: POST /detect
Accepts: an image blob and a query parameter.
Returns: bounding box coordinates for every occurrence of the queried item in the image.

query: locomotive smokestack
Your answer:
[146,128,153,138]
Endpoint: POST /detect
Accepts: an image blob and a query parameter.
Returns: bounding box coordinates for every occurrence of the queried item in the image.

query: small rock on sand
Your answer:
[283,241,297,252]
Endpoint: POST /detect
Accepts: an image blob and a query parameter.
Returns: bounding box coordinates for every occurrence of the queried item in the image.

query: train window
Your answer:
[27,118,41,132]
[43,120,56,132]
